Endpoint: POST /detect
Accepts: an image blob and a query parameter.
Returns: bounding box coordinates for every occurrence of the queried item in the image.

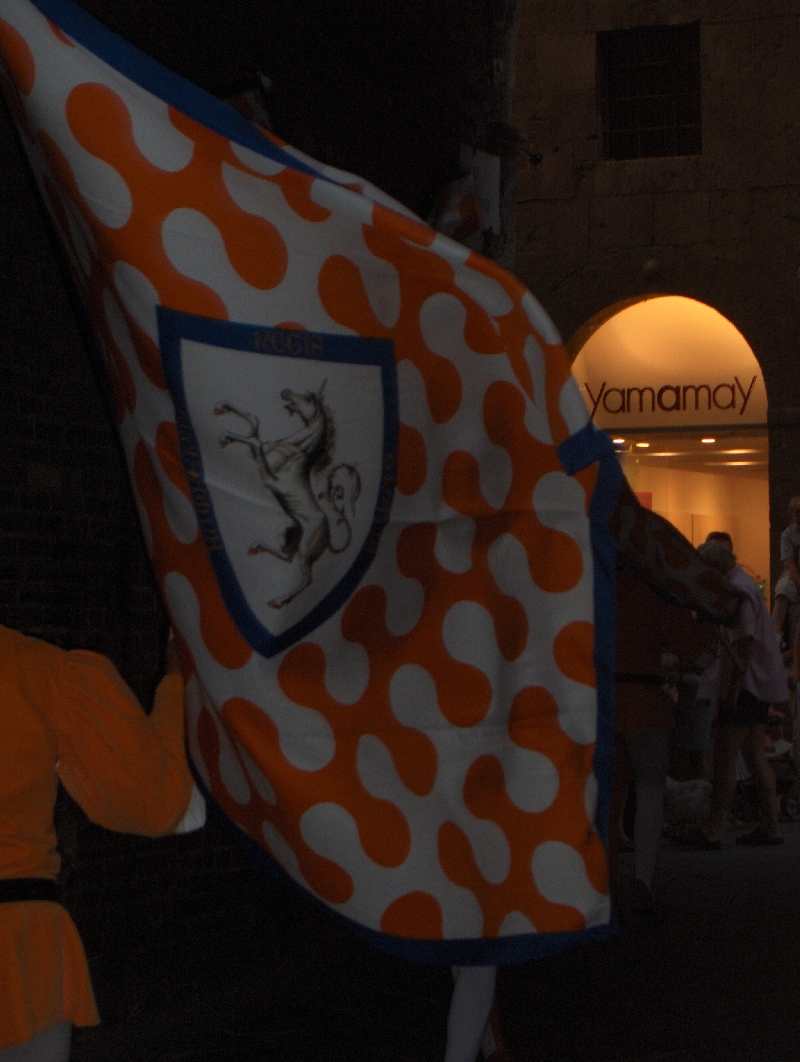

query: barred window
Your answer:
[597,23,701,160]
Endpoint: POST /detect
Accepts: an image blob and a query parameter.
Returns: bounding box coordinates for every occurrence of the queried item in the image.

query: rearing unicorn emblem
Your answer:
[215,383,361,609]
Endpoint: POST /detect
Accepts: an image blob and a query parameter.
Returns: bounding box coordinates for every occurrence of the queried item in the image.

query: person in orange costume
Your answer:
[0,626,198,1061]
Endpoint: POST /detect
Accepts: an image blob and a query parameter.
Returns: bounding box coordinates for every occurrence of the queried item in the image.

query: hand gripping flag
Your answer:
[0,0,623,963]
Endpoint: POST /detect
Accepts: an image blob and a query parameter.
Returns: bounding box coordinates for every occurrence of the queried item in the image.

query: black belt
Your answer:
[0,878,62,904]
[615,672,665,686]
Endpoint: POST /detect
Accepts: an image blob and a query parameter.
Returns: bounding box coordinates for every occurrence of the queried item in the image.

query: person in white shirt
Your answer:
[771,496,800,643]
[688,541,789,848]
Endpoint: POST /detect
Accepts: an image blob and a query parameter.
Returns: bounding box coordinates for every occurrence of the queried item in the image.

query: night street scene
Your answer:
[2,1,800,1060]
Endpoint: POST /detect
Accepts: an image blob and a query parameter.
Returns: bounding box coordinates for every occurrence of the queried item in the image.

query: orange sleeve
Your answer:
[50,651,193,836]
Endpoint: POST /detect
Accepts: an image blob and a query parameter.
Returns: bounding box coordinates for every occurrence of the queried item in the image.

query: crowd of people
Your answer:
[611,502,800,915]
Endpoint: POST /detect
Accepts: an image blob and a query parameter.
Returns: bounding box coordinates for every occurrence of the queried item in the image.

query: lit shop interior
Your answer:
[569,295,769,596]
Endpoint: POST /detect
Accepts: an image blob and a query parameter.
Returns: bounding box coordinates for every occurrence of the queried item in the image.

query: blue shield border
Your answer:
[158,307,398,658]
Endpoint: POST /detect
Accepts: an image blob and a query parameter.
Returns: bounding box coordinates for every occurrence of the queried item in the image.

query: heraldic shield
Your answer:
[0,0,622,965]
[159,309,398,657]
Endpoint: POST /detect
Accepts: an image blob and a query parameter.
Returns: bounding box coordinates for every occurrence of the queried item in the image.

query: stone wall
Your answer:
[511,0,800,578]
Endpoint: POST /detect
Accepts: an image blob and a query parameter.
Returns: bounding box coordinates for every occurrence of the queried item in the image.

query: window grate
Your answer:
[597,23,701,160]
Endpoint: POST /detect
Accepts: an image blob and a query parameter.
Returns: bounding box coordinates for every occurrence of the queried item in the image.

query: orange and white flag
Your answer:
[0,0,621,962]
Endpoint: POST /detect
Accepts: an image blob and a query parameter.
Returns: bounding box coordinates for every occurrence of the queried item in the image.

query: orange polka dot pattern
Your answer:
[0,0,611,952]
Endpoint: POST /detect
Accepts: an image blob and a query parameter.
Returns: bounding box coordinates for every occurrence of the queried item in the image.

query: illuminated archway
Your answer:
[569,295,770,594]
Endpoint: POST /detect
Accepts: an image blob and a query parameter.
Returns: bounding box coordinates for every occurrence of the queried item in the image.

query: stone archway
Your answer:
[568,294,770,596]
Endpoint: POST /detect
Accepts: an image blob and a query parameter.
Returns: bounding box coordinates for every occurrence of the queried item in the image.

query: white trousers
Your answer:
[624,726,671,890]
[0,1024,72,1062]
[445,965,497,1062]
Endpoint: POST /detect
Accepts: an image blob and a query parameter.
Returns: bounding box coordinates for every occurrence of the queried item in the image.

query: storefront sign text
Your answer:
[584,375,757,419]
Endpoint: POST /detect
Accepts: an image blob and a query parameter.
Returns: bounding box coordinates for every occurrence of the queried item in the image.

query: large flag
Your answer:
[0,0,621,963]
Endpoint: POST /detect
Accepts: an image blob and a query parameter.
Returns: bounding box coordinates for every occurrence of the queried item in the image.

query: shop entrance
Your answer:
[569,295,769,596]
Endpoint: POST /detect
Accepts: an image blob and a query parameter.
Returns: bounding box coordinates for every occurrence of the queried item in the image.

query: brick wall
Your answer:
[511,0,800,580]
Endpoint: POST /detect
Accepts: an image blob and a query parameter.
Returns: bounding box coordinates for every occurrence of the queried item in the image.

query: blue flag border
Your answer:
[25,0,336,182]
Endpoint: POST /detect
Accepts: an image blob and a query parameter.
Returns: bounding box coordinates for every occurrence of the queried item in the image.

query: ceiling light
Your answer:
[701,437,716,444]
[635,442,650,448]
[718,449,759,455]
[612,438,626,445]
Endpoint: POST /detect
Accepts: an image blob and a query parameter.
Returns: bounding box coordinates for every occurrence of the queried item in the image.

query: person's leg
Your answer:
[705,724,748,842]
[0,1023,72,1062]
[773,594,789,638]
[623,727,671,891]
[479,998,508,1062]
[445,966,497,1062]
[741,723,781,840]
